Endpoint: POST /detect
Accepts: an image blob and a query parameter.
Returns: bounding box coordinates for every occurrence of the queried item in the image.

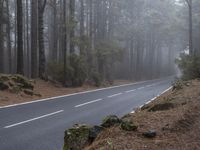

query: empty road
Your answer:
[0,77,173,150]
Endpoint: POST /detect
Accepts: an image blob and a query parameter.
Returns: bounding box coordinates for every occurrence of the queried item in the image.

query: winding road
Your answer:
[0,76,174,150]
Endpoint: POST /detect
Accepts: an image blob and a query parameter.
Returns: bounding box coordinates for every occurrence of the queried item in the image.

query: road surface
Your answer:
[0,77,173,150]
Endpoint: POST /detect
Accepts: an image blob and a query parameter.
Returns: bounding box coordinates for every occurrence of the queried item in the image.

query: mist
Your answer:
[0,0,198,84]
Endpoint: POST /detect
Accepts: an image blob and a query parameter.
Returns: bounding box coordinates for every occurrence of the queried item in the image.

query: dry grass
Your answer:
[0,79,131,107]
[85,80,200,150]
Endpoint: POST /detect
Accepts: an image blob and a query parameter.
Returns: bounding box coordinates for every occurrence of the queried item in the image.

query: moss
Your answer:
[63,125,91,150]
[0,74,10,82]
[120,121,138,131]
[11,75,34,90]
[9,86,21,94]
[101,115,122,128]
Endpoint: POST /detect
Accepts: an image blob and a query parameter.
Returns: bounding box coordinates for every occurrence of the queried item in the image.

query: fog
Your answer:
[0,0,199,85]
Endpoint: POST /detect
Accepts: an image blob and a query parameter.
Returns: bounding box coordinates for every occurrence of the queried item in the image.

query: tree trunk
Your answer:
[17,0,24,75]
[38,0,47,79]
[31,0,38,78]
[0,0,4,73]
[69,0,75,54]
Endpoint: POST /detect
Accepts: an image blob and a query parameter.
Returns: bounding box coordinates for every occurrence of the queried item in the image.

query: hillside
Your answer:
[63,79,200,150]
[84,79,200,150]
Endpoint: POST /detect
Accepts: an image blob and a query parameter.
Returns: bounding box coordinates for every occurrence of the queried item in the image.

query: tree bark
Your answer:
[17,0,24,75]
[31,0,38,78]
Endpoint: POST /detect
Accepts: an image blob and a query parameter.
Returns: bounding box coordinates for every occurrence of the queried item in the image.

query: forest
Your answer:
[0,0,200,87]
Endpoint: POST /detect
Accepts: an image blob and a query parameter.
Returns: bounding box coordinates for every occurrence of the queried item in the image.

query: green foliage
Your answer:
[95,40,123,81]
[176,54,200,80]
[47,54,87,87]
[91,72,102,87]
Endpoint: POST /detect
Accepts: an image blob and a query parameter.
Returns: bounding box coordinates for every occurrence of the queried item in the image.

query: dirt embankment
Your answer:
[0,74,131,107]
[84,80,200,150]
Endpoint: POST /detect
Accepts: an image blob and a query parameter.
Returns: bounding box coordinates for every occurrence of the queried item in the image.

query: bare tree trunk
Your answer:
[38,0,47,79]
[17,0,24,75]
[80,0,85,56]
[31,0,38,78]
[69,0,75,54]
[0,0,4,73]
[6,0,12,73]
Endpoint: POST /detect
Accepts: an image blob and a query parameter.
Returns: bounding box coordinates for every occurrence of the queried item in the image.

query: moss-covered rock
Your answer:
[9,86,21,94]
[11,75,34,90]
[101,115,122,128]
[63,124,91,150]
[120,121,138,131]
[0,74,10,82]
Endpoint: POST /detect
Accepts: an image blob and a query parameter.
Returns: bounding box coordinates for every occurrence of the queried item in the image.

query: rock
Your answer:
[9,86,21,93]
[24,89,34,96]
[11,75,34,90]
[63,124,91,150]
[0,81,9,90]
[0,74,10,82]
[89,126,104,141]
[148,103,174,112]
[143,130,157,138]
[101,115,122,128]
[120,121,138,131]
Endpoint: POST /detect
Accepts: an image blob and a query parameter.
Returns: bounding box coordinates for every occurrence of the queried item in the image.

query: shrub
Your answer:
[47,54,88,87]
[91,72,102,87]
[176,54,200,80]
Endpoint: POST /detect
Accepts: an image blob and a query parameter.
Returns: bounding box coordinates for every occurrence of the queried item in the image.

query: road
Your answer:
[0,77,173,150]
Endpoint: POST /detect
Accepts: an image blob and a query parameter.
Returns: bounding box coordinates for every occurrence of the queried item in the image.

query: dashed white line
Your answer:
[75,99,103,108]
[108,93,122,98]
[4,110,64,129]
[125,89,136,93]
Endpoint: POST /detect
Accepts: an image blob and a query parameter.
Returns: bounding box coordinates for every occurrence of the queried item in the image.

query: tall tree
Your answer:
[185,0,193,54]
[6,0,12,73]
[17,0,24,75]
[69,0,75,54]
[38,0,47,78]
[31,0,38,78]
[0,0,4,73]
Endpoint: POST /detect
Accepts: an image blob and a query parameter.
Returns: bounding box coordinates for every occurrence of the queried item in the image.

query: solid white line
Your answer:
[4,110,64,129]
[108,93,122,98]
[0,76,172,109]
[75,99,103,108]
[130,86,173,114]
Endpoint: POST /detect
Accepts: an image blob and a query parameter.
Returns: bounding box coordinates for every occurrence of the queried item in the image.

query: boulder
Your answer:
[0,74,10,82]
[11,75,34,90]
[10,86,21,94]
[143,130,157,138]
[63,124,91,150]
[101,115,122,128]
[120,121,138,131]
[89,125,104,142]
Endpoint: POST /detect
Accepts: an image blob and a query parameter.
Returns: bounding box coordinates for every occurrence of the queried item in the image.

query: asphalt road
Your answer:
[0,77,174,150]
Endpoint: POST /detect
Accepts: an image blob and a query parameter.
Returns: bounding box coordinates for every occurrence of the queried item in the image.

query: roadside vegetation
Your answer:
[62,78,200,150]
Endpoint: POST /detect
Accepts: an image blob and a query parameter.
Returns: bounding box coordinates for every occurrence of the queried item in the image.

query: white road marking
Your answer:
[125,89,136,93]
[0,79,160,109]
[108,93,122,98]
[130,86,172,114]
[75,99,103,108]
[4,110,64,129]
